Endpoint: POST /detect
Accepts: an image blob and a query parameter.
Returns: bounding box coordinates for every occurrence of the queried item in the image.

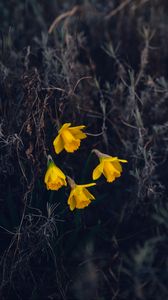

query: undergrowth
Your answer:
[0,0,168,299]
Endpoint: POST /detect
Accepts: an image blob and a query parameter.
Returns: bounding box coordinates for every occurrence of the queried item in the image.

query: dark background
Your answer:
[0,1,168,299]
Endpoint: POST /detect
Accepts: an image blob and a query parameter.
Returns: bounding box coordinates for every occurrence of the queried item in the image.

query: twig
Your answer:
[48,5,79,34]
[106,0,132,20]
[73,76,92,93]
[134,0,150,10]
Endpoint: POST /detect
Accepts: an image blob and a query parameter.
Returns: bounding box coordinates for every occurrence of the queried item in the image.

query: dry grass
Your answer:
[0,0,168,299]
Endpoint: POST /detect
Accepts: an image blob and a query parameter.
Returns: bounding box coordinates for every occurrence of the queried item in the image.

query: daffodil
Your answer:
[67,177,96,211]
[44,160,67,190]
[92,149,127,183]
[53,123,87,154]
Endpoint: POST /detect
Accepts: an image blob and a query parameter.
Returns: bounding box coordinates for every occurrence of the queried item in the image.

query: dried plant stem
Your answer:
[48,5,80,34]
[106,0,132,20]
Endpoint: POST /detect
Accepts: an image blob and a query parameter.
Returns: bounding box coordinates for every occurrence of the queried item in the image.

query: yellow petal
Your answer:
[69,125,86,130]
[64,139,80,152]
[92,162,103,180]
[103,156,127,164]
[73,188,91,208]
[68,127,87,140]
[111,160,122,173]
[44,168,50,184]
[67,191,76,211]
[103,161,121,182]
[77,183,96,188]
[76,189,88,201]
[47,180,63,190]
[103,171,116,182]
[103,157,118,162]
[53,166,66,180]
[61,129,75,144]
[59,123,71,134]
[118,159,128,163]
[76,199,91,209]
[83,188,95,200]
[106,175,116,183]
[53,135,64,154]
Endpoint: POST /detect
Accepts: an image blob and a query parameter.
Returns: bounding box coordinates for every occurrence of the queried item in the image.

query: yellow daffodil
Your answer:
[44,160,67,190]
[92,149,127,183]
[67,177,96,211]
[53,123,87,154]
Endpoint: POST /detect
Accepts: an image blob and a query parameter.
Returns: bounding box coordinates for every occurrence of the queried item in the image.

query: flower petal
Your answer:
[52,165,66,180]
[68,127,87,139]
[83,188,95,200]
[111,161,122,173]
[47,180,63,190]
[53,135,64,154]
[76,199,91,209]
[69,125,86,130]
[118,159,128,163]
[92,162,103,180]
[68,126,86,139]
[103,156,127,164]
[44,169,50,185]
[64,139,80,152]
[67,191,76,211]
[103,157,118,162]
[58,123,71,134]
[106,175,116,183]
[103,161,121,182]
[61,129,75,143]
[77,183,96,188]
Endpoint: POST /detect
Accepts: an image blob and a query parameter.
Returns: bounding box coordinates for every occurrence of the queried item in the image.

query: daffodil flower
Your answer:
[44,160,67,190]
[92,149,127,183]
[53,123,87,154]
[67,177,96,211]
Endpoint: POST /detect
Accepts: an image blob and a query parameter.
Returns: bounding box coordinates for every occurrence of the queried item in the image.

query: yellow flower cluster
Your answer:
[44,123,127,211]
